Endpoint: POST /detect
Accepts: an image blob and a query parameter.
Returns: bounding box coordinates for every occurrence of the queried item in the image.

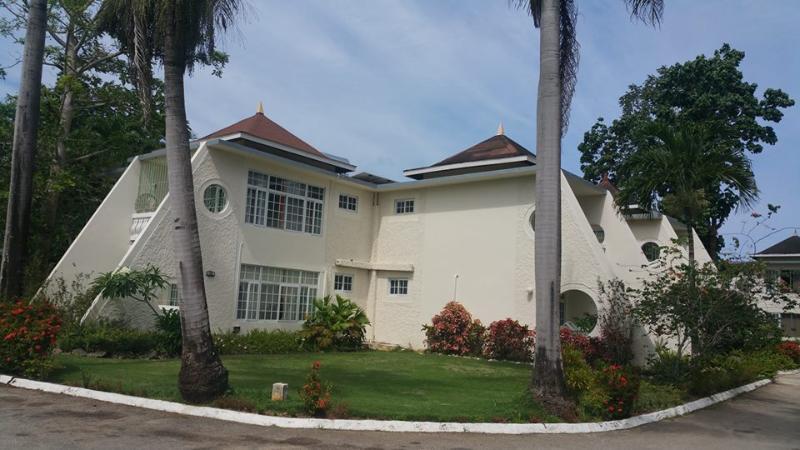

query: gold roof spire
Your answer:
[496,122,505,136]
[257,101,264,114]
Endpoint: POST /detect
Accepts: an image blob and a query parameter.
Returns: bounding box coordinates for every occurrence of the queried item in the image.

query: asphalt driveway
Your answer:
[1,372,798,450]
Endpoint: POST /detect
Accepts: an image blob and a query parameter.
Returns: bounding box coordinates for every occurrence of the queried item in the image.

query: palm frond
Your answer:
[624,0,664,26]
[558,0,579,135]
[512,0,579,136]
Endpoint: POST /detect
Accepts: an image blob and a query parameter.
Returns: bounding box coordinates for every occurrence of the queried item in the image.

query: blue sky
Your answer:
[1,0,798,255]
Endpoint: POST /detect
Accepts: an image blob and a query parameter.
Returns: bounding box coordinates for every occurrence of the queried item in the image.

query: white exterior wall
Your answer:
[44,157,142,296]
[56,137,716,359]
[369,173,618,348]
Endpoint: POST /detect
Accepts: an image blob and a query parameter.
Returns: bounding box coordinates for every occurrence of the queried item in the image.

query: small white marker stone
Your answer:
[271,383,288,401]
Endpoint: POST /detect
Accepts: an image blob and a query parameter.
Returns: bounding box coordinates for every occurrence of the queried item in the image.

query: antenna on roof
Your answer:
[496,122,505,136]
[257,101,264,114]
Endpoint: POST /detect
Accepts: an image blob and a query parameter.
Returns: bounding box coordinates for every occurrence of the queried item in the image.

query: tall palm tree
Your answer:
[615,123,758,263]
[514,0,664,403]
[0,0,48,300]
[99,0,243,402]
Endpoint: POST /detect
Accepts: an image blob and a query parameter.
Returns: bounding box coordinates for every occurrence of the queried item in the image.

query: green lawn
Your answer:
[51,351,555,422]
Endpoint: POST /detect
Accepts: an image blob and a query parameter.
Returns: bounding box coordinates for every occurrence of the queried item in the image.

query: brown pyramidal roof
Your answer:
[201,111,326,159]
[430,134,535,167]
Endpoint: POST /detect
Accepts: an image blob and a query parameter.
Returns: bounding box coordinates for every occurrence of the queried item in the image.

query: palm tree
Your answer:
[514,0,664,403]
[0,0,48,300]
[615,123,758,263]
[99,0,243,402]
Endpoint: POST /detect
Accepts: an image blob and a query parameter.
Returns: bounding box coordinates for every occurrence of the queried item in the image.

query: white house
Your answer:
[753,235,800,338]
[44,107,713,352]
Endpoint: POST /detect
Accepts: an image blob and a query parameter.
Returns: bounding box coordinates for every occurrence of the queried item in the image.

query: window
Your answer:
[642,242,661,262]
[236,264,319,321]
[395,199,415,214]
[334,274,353,292]
[169,283,180,306]
[245,170,324,235]
[529,210,535,231]
[203,184,227,213]
[591,224,605,243]
[338,194,358,212]
[778,270,800,293]
[389,278,408,295]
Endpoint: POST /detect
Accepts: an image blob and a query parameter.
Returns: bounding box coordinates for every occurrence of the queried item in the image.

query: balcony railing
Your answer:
[130,212,154,243]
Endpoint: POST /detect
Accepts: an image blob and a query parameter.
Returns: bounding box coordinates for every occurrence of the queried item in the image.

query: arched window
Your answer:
[642,242,661,262]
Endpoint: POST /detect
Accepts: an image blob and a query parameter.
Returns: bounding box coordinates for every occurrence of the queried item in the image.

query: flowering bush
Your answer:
[483,319,534,362]
[298,361,332,416]
[599,364,640,419]
[777,341,800,364]
[559,328,598,361]
[0,301,62,378]
[422,302,484,356]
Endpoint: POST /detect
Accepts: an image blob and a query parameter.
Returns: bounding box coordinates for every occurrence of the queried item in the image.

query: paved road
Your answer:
[1,373,799,450]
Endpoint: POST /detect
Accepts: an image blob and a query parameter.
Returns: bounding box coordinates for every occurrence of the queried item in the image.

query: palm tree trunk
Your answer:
[163,16,228,403]
[532,0,566,400]
[0,0,48,300]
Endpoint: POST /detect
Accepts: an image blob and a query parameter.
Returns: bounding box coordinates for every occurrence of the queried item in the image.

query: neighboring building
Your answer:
[45,108,713,354]
[753,235,800,338]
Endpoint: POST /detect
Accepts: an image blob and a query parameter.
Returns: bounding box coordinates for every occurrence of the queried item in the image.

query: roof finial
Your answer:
[496,122,505,136]
[257,101,264,114]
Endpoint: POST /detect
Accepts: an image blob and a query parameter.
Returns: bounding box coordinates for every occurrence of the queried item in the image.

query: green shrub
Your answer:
[0,301,62,378]
[59,322,158,357]
[301,296,370,351]
[645,345,691,386]
[154,309,181,357]
[634,380,686,414]
[689,350,795,396]
[214,329,302,355]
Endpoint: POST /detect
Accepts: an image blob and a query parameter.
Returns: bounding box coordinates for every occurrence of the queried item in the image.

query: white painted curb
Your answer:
[0,373,780,434]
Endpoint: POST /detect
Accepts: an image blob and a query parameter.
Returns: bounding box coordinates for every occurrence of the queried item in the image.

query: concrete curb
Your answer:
[0,374,779,434]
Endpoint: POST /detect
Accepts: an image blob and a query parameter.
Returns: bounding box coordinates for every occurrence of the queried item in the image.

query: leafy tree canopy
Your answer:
[578,44,794,257]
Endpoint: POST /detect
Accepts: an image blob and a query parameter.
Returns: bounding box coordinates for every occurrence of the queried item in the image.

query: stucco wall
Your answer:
[44,157,142,297]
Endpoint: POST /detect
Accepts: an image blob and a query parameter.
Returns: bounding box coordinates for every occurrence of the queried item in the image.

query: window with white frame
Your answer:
[334,273,353,292]
[394,199,415,214]
[389,278,408,295]
[338,194,358,212]
[245,170,324,235]
[236,264,319,321]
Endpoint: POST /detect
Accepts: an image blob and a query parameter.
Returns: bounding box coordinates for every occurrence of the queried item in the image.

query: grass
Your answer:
[50,351,556,422]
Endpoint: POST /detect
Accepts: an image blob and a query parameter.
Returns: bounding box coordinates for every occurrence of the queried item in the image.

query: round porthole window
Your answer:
[203,184,227,214]
[529,209,535,231]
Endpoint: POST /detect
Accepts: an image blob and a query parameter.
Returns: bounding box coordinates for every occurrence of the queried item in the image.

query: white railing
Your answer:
[130,212,154,243]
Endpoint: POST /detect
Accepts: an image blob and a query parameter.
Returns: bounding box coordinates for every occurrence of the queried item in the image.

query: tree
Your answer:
[514,0,663,406]
[635,257,792,358]
[615,123,758,262]
[99,0,243,403]
[0,0,48,300]
[578,45,795,257]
